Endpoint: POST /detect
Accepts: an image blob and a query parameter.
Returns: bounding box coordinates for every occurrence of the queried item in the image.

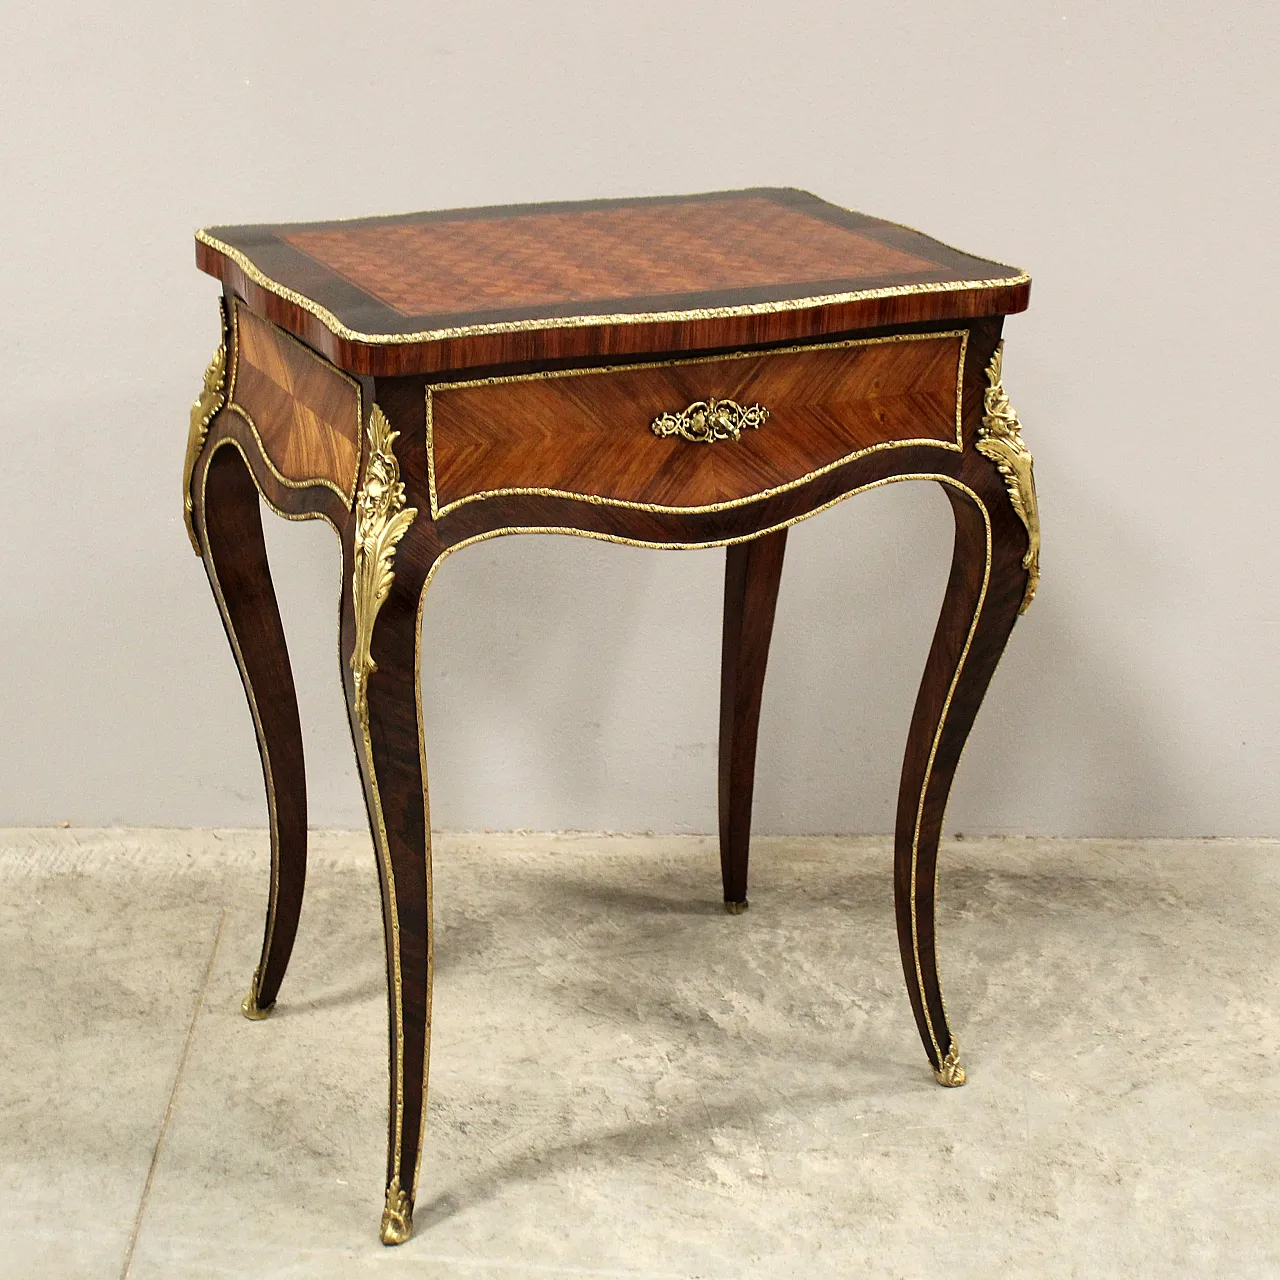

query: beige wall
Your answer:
[2,2,1276,835]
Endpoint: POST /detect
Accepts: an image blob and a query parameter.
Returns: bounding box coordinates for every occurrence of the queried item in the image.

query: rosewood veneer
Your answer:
[184,187,1038,1245]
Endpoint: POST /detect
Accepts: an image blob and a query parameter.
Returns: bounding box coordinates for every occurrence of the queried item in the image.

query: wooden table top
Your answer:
[197,188,1029,376]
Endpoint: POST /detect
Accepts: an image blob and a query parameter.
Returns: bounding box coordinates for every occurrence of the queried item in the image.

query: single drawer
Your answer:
[426,329,967,518]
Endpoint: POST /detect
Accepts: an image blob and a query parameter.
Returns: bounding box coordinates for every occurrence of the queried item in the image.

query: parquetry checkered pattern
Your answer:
[284,196,935,319]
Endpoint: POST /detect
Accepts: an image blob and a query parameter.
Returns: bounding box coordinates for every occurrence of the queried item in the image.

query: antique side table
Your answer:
[183,188,1036,1244]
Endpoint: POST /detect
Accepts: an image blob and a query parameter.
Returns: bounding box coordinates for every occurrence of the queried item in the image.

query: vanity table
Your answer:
[184,188,1036,1244]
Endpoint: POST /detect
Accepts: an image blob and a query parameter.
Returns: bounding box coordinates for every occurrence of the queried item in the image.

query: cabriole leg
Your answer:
[718,528,787,912]
[195,439,310,1019]
[893,400,1038,1086]
[340,406,432,1245]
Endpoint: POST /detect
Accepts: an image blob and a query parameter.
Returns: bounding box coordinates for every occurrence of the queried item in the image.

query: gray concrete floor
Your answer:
[2,830,1278,1278]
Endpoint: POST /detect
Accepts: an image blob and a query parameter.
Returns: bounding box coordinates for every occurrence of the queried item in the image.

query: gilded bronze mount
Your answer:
[976,342,1039,613]
[933,1042,966,1087]
[652,398,769,444]
[381,1177,413,1246]
[183,302,229,554]
[185,298,1037,1244]
[240,966,274,1021]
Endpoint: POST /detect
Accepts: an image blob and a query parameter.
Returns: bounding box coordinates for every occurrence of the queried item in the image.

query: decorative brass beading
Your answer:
[348,404,420,1221]
[426,330,967,520]
[197,227,1029,349]
[183,301,229,553]
[380,1177,413,1245]
[651,398,769,444]
[976,342,1040,612]
[351,405,418,723]
[933,1042,966,1087]
[225,298,363,509]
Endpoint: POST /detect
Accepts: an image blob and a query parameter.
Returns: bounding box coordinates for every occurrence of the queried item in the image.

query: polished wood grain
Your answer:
[429,332,963,515]
[285,196,936,317]
[336,517,432,1239]
[230,303,362,501]
[195,438,310,1015]
[190,185,1035,1244]
[196,188,1029,375]
[327,323,1030,1234]
[893,439,1029,1077]
[719,530,788,910]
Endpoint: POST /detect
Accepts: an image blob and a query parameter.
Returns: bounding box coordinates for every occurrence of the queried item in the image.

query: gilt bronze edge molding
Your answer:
[202,436,344,538]
[349,403,419,1223]
[197,228,1029,349]
[424,328,969,520]
[226,297,363,508]
[222,402,354,509]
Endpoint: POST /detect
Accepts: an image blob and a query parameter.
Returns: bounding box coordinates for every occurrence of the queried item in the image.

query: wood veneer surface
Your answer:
[230,304,361,501]
[285,197,937,318]
[197,189,1029,375]
[429,332,964,514]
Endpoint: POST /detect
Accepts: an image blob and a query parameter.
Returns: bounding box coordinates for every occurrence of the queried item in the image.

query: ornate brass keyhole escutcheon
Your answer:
[651,398,769,444]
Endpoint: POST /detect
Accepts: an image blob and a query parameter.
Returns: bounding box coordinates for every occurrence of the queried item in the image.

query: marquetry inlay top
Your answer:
[196,189,1029,375]
[280,197,938,318]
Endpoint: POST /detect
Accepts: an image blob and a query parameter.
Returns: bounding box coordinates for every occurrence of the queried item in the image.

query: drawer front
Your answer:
[426,330,966,518]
